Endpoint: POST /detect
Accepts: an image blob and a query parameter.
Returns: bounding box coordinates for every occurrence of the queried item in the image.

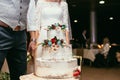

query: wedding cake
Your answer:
[34,23,79,79]
[20,24,80,80]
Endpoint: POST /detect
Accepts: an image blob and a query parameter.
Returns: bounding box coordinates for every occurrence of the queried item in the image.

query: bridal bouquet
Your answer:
[47,23,66,31]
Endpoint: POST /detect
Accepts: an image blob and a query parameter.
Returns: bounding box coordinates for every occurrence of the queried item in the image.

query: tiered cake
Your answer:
[34,23,78,79]
[35,44,78,78]
[20,24,80,80]
[35,58,77,79]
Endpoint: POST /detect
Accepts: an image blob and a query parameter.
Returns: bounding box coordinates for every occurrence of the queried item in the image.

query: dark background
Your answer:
[67,0,120,44]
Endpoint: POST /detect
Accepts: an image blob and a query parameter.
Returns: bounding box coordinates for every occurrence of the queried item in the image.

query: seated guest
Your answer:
[100,37,110,58]
[107,44,120,67]
[94,37,110,67]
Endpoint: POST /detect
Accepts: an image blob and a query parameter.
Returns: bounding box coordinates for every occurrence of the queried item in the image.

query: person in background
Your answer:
[100,37,110,58]
[94,37,110,67]
[0,0,36,80]
[79,29,87,48]
[86,38,91,49]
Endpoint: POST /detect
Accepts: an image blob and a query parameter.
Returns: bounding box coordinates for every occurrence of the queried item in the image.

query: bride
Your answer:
[27,0,72,59]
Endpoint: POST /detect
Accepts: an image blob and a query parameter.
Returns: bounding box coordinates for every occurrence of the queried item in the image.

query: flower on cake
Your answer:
[41,36,65,51]
[73,66,81,78]
[48,23,66,31]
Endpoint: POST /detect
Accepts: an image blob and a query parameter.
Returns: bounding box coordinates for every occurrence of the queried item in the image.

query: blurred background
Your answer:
[67,0,120,44]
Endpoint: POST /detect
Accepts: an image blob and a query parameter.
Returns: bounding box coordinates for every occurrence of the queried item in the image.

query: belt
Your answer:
[0,21,21,31]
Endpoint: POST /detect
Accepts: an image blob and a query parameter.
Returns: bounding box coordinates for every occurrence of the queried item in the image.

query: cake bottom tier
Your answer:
[20,73,79,80]
[35,58,78,79]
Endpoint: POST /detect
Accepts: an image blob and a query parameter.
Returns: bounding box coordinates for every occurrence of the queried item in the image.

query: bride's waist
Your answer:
[41,21,62,26]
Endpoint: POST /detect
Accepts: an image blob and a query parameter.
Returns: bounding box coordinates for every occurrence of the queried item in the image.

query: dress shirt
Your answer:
[0,0,30,31]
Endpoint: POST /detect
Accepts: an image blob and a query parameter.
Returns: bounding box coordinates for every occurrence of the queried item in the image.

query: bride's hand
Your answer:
[66,42,71,47]
[28,39,37,53]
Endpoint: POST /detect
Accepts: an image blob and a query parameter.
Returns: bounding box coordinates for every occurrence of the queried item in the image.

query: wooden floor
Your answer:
[81,65,120,80]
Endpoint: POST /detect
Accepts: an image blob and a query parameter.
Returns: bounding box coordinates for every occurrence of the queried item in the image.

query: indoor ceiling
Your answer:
[67,0,120,14]
[67,0,120,44]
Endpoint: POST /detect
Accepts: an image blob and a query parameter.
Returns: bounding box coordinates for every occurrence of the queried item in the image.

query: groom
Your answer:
[0,0,37,80]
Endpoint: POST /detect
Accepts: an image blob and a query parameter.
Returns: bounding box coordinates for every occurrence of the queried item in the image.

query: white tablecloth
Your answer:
[83,49,100,62]
[72,48,99,62]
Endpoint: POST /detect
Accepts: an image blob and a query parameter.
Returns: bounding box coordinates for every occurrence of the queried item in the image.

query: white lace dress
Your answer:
[27,1,72,59]
[26,2,79,78]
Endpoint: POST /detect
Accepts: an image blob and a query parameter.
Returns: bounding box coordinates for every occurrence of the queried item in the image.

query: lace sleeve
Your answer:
[62,2,72,39]
[34,1,42,30]
[27,0,41,31]
[27,0,37,31]
[62,2,69,30]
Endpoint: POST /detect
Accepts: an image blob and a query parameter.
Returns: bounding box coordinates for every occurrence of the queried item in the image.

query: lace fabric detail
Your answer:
[27,1,69,31]
[27,1,72,59]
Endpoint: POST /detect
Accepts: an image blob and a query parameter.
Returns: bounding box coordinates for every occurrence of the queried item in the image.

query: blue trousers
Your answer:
[0,26,27,80]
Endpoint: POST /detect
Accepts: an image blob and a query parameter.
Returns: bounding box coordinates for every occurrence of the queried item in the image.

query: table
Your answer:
[72,48,100,62]
[83,49,100,62]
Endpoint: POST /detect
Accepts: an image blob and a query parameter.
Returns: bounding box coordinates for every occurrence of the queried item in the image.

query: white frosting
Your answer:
[40,45,73,60]
[47,29,66,40]
[20,73,79,80]
[35,25,77,79]
[35,58,77,79]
